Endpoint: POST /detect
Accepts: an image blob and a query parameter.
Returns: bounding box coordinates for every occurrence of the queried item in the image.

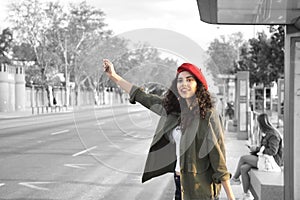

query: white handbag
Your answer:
[257,146,281,172]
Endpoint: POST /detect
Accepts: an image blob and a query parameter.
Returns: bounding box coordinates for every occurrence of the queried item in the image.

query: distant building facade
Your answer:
[0,62,25,112]
[0,62,128,112]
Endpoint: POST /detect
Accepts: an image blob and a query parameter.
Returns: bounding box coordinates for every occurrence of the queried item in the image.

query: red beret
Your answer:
[177,63,208,90]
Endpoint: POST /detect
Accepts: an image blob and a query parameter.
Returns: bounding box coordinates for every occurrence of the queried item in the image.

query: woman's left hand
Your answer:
[257,146,265,155]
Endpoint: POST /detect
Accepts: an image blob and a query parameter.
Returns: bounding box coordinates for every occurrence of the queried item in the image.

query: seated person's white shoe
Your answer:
[242,191,253,200]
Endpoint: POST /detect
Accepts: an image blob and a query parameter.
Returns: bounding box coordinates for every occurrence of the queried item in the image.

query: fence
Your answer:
[25,86,127,112]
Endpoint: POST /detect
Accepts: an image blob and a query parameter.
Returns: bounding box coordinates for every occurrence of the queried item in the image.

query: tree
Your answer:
[8,0,74,106]
[8,0,54,85]
[62,1,111,105]
[76,36,129,104]
[207,32,245,76]
[0,28,13,64]
[269,25,284,79]
[12,43,36,62]
[237,32,270,86]
[8,0,112,106]
[104,42,178,103]
[6,0,180,106]
[237,26,284,87]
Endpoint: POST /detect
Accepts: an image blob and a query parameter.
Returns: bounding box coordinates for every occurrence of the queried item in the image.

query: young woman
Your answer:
[103,59,235,200]
[231,113,283,200]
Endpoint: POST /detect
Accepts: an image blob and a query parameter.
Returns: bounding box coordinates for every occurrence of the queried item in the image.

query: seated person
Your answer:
[230,113,283,200]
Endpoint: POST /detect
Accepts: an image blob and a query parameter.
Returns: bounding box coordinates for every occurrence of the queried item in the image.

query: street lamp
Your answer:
[30,80,34,114]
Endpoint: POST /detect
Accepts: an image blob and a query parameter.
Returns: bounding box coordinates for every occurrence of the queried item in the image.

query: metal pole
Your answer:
[31,81,34,114]
[64,38,69,108]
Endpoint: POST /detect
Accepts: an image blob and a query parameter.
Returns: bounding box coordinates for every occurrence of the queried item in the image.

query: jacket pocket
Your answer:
[185,157,210,175]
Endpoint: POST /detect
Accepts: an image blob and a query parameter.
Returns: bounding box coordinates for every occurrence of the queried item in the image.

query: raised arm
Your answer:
[103,59,132,93]
[102,59,165,115]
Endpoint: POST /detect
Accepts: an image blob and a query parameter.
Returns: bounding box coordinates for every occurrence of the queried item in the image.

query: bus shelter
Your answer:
[196,0,300,199]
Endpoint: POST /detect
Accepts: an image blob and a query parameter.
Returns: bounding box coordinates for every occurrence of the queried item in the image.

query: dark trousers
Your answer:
[174,173,181,200]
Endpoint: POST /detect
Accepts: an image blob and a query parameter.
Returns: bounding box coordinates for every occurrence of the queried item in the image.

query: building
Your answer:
[0,62,25,112]
[196,0,300,199]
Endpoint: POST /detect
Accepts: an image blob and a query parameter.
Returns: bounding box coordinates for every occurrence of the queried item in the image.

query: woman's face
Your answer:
[177,71,197,99]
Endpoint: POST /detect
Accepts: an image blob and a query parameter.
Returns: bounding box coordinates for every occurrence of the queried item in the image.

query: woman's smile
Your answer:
[180,87,189,93]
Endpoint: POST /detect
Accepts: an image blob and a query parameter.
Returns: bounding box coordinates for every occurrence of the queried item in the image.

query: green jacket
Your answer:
[129,86,231,200]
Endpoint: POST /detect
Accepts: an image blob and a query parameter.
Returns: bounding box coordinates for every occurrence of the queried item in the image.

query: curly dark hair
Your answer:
[163,76,213,119]
[162,78,181,114]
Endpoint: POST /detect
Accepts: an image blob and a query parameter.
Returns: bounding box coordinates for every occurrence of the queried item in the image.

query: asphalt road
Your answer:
[0,105,174,200]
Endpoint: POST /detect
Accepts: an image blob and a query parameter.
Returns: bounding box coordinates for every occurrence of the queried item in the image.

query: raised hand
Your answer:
[101,59,132,93]
[103,59,116,77]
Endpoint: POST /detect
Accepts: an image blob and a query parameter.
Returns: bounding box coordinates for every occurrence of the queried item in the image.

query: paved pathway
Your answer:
[219,123,249,200]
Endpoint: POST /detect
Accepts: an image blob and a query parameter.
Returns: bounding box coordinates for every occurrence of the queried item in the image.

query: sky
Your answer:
[0,0,270,92]
[0,0,271,92]
[0,0,269,50]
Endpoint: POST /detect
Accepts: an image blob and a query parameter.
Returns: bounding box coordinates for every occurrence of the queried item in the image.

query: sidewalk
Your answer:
[0,107,76,119]
[0,108,33,119]
[0,103,127,119]
[219,121,249,200]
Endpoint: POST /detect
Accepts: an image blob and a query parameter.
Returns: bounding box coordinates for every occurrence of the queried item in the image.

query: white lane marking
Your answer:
[51,130,69,135]
[0,183,5,187]
[19,182,53,191]
[131,113,143,117]
[64,164,94,169]
[96,121,106,126]
[72,146,97,157]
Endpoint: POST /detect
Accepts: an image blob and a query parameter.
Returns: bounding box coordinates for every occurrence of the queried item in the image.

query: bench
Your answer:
[249,169,284,200]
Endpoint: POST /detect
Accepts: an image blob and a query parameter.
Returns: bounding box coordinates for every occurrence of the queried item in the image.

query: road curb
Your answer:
[0,103,131,120]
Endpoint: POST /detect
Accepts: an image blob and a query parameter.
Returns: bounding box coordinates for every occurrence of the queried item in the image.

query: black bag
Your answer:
[248,145,259,156]
[250,149,259,156]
